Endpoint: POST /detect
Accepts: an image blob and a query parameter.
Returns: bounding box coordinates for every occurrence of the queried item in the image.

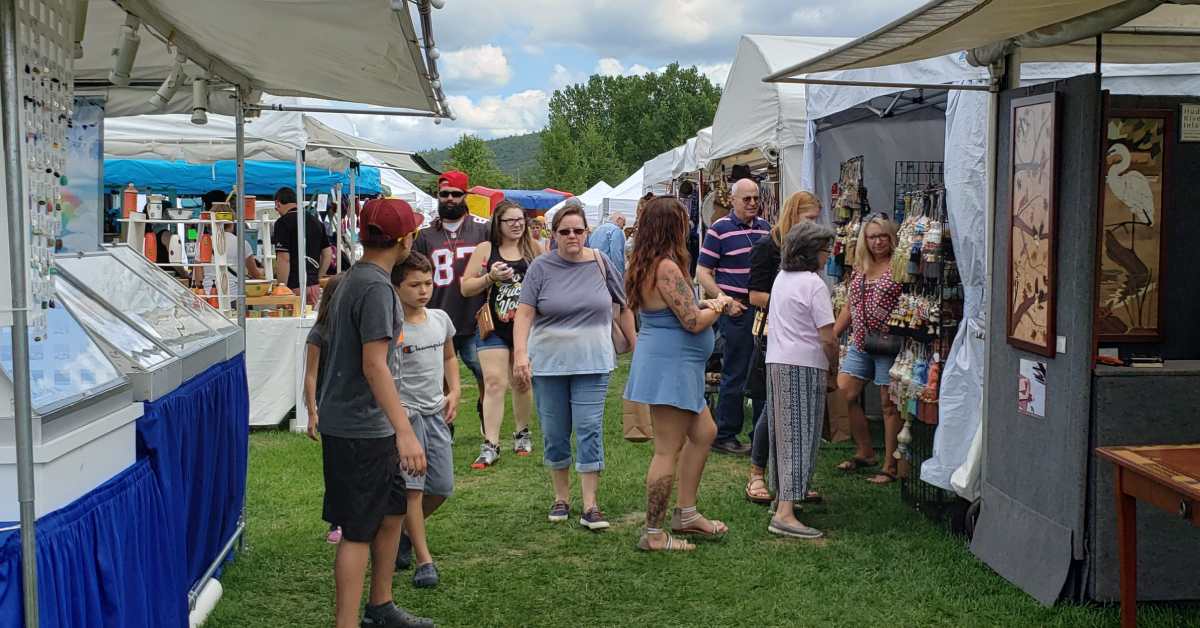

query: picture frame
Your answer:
[1006,92,1060,358]
[1096,109,1172,343]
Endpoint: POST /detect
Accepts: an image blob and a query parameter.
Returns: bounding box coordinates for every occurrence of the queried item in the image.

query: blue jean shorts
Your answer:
[840,345,895,386]
[476,331,510,352]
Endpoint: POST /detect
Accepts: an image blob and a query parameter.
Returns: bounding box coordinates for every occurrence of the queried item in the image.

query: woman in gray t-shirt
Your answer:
[513,206,636,531]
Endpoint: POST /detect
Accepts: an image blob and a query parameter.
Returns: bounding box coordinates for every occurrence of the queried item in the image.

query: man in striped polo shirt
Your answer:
[697,177,771,454]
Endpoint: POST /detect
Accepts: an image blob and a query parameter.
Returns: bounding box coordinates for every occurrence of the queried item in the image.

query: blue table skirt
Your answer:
[0,354,249,628]
[0,459,185,628]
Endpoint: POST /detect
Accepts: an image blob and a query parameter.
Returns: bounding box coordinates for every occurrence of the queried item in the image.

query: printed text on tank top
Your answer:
[490,246,526,324]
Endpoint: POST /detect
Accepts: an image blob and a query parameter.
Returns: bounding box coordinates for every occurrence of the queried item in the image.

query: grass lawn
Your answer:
[209,362,1199,628]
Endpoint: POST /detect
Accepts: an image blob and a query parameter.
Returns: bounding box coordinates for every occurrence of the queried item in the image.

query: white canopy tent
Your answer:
[675,127,713,180]
[707,35,848,199]
[104,99,438,174]
[546,181,613,226]
[75,0,448,117]
[641,126,713,194]
[599,168,645,225]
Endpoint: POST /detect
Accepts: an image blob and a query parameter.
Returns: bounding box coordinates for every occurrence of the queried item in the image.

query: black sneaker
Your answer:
[412,562,439,588]
[361,601,435,628]
[712,439,750,456]
[394,533,413,571]
[548,500,570,522]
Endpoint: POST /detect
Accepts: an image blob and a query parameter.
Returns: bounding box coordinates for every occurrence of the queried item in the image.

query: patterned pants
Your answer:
[766,364,827,503]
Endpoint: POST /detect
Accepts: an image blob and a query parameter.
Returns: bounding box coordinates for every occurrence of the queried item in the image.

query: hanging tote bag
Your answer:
[592,250,632,354]
[622,399,654,442]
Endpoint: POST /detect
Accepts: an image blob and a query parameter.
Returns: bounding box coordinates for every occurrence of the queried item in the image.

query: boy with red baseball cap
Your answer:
[316,198,434,628]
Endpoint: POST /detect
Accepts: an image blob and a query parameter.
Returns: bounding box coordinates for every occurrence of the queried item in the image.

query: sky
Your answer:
[348,0,927,152]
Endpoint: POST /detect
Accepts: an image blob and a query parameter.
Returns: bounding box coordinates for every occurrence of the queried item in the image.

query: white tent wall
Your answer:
[547,181,613,226]
[643,145,685,195]
[674,127,712,180]
[600,168,645,225]
[811,107,947,218]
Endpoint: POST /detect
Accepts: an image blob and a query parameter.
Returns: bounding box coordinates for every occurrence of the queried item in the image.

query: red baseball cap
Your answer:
[359,198,423,244]
[438,170,469,191]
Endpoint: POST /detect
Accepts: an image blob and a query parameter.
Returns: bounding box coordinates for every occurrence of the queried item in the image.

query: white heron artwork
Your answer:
[1099,116,1166,340]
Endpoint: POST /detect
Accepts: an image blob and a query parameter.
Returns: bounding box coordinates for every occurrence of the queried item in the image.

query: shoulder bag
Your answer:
[857,273,902,356]
[591,249,632,354]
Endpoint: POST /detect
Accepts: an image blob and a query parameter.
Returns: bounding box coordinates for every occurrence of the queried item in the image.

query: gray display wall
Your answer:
[971,74,1101,606]
[813,106,946,217]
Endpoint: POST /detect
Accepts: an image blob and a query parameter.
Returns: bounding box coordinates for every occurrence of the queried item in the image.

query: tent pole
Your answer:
[349,166,358,263]
[235,93,247,332]
[335,183,343,274]
[296,148,306,315]
[245,103,440,117]
[1,1,39,625]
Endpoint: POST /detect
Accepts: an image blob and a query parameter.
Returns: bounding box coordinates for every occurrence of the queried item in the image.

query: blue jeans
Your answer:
[715,311,763,443]
[533,373,610,473]
[454,334,484,431]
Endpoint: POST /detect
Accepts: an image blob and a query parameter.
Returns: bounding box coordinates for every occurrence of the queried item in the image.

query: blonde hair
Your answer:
[852,213,898,273]
[772,191,822,245]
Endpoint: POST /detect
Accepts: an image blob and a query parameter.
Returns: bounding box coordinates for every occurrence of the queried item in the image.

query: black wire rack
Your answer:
[893,161,944,223]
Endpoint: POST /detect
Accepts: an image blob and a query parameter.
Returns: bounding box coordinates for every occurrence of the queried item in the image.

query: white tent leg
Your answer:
[235,93,247,332]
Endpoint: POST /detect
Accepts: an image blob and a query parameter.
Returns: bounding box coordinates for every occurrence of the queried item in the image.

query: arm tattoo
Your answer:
[658,264,701,330]
[645,475,674,529]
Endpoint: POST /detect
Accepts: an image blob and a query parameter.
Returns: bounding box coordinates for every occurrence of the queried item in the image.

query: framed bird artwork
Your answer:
[1007,92,1060,358]
[1097,109,1173,343]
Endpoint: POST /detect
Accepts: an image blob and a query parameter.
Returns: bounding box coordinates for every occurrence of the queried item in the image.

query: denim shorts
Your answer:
[840,345,895,386]
[476,331,510,352]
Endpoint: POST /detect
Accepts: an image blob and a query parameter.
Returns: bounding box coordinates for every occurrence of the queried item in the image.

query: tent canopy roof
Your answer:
[765,1,1200,80]
[103,104,437,174]
[500,189,571,210]
[546,181,613,224]
[103,158,383,196]
[77,0,443,116]
[708,35,850,164]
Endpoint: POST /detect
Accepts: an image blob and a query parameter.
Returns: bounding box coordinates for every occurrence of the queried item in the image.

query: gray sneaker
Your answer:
[361,601,435,628]
[470,442,499,469]
[767,519,823,539]
[513,428,533,456]
[412,562,439,589]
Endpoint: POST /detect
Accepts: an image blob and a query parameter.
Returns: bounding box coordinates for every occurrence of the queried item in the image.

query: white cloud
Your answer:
[430,0,922,62]
[440,44,512,87]
[549,64,583,89]
[347,90,549,152]
[595,58,626,77]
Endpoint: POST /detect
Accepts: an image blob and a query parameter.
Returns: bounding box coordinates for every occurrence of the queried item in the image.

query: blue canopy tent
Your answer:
[104,159,383,197]
[500,189,571,211]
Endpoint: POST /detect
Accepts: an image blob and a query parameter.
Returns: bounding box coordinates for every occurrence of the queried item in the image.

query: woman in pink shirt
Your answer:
[764,222,839,540]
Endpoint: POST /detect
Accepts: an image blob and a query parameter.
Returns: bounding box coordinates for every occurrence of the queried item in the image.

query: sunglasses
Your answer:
[739,195,760,203]
[556,227,587,237]
[438,190,465,199]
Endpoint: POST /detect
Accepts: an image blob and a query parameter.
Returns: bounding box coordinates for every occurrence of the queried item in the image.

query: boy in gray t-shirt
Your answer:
[389,252,460,589]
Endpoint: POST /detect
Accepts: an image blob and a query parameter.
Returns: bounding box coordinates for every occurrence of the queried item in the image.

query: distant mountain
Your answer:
[419,133,543,187]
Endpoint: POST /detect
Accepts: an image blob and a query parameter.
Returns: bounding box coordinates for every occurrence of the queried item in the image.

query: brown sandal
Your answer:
[866,471,897,485]
[670,508,729,537]
[637,531,695,552]
[745,475,773,504]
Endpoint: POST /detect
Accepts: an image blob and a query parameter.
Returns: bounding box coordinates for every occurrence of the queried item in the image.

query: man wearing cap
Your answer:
[315,197,434,628]
[414,170,490,427]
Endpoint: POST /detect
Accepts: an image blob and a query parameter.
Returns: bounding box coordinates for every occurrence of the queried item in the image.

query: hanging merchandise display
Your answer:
[893,161,944,224]
[13,0,74,338]
[833,155,865,222]
[757,176,780,224]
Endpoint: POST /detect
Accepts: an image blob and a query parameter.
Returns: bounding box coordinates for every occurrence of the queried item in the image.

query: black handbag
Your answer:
[747,318,768,402]
[856,273,902,356]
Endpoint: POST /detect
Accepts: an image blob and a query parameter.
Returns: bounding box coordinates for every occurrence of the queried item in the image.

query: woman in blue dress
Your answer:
[624,196,735,552]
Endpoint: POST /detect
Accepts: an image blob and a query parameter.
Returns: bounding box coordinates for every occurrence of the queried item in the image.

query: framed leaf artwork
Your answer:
[1007,93,1060,358]
[1097,109,1172,342]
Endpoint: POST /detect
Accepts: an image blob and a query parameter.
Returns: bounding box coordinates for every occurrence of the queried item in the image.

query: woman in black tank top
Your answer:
[460,201,544,468]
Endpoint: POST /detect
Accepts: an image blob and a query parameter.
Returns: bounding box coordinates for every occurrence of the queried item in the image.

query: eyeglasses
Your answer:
[500,218,526,226]
[739,196,760,203]
[556,228,587,237]
[866,234,892,241]
[438,190,465,199]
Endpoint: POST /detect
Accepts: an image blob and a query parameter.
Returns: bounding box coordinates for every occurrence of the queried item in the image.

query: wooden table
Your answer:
[246,294,301,315]
[1094,444,1200,628]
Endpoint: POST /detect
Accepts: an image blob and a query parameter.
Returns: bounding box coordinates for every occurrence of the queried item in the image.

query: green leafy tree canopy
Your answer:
[442,134,513,190]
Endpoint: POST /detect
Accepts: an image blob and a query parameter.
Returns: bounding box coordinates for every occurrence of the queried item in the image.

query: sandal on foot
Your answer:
[802,489,823,504]
[637,532,696,552]
[745,475,773,504]
[866,471,897,485]
[670,508,729,537]
[768,519,824,539]
[837,457,878,472]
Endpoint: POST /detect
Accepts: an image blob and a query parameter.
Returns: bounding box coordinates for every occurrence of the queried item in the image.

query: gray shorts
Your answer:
[400,411,455,497]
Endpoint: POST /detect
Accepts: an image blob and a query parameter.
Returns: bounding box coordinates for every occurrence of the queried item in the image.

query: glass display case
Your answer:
[56,249,239,379]
[106,244,244,361]
[54,276,182,401]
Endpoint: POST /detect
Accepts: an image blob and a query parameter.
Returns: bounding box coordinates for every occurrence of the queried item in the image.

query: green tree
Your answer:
[538,63,721,191]
[442,134,513,189]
